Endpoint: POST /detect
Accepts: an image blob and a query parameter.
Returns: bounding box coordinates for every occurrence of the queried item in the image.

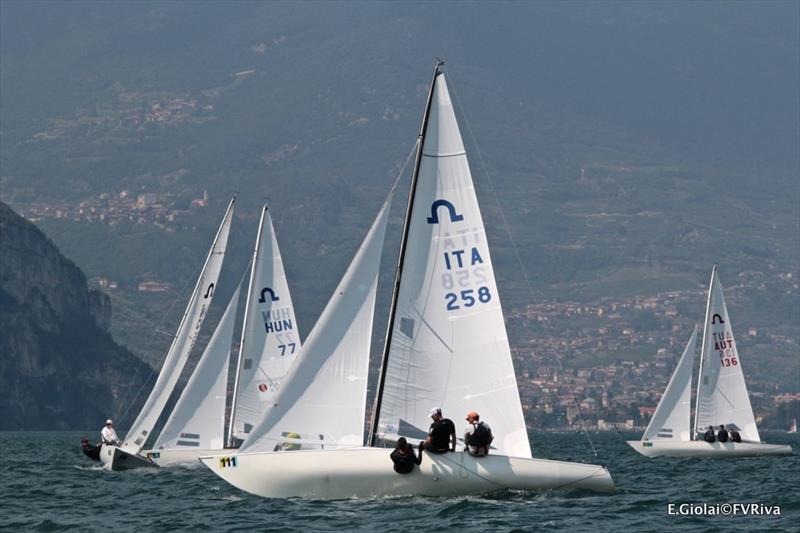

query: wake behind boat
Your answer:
[200,61,615,498]
[628,266,792,458]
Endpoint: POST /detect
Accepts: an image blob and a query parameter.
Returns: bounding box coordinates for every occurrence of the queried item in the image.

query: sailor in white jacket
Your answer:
[101,419,120,445]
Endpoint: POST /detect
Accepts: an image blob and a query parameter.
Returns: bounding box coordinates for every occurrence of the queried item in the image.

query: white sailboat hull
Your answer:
[142,448,234,467]
[627,440,793,458]
[99,444,157,470]
[199,447,614,498]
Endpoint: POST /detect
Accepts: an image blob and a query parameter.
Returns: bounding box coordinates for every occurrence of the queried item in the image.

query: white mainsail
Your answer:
[373,72,532,459]
[641,328,697,442]
[241,194,393,452]
[229,207,301,442]
[694,266,760,442]
[154,284,242,451]
[122,198,235,454]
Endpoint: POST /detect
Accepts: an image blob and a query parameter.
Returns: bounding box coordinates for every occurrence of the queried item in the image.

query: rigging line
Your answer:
[447,72,599,458]
[389,141,419,196]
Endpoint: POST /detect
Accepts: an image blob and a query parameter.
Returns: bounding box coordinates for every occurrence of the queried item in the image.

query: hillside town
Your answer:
[16,187,209,229]
[506,281,799,431]
[9,196,800,433]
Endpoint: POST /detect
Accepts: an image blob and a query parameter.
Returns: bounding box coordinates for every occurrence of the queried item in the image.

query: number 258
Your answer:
[445,287,491,310]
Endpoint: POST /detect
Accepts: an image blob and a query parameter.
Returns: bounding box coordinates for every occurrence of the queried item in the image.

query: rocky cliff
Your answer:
[0,201,149,430]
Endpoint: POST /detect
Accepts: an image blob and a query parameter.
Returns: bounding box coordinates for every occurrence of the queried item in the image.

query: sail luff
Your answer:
[121,197,235,454]
[693,265,716,438]
[227,205,267,447]
[368,60,444,447]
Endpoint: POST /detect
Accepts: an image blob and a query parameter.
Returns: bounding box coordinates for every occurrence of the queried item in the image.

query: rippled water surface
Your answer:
[2,431,797,531]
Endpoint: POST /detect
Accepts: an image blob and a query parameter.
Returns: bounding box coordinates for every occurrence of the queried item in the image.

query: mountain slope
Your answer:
[0,201,149,430]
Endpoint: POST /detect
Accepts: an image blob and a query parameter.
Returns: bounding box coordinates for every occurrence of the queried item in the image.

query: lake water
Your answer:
[1,431,797,531]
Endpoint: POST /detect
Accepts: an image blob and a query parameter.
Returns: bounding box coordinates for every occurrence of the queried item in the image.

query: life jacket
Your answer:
[468,422,492,447]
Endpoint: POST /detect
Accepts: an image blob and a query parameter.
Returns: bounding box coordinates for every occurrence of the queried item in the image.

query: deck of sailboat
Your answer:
[199,447,614,498]
[626,440,793,458]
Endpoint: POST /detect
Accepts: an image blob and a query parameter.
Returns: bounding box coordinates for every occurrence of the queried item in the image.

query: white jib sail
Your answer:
[241,194,393,452]
[375,73,532,459]
[154,284,242,451]
[694,266,760,442]
[229,208,301,441]
[121,198,234,454]
[641,328,697,442]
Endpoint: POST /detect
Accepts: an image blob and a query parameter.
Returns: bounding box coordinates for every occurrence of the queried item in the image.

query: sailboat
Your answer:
[198,62,614,497]
[143,206,303,467]
[628,265,793,458]
[101,197,235,470]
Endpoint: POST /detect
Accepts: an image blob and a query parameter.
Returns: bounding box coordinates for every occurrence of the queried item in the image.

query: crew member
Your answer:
[101,419,120,445]
[390,437,423,474]
[703,425,716,443]
[423,407,456,453]
[717,424,729,443]
[463,411,493,457]
[729,426,742,443]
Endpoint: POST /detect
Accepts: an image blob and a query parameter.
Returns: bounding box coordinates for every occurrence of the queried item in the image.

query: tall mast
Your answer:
[227,205,268,448]
[367,60,444,447]
[693,264,717,439]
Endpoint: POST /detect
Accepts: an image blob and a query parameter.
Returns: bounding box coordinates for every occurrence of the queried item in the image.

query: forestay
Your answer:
[230,208,301,441]
[154,284,242,451]
[695,266,760,442]
[374,74,532,459]
[642,328,697,442]
[241,194,393,452]
[122,198,234,454]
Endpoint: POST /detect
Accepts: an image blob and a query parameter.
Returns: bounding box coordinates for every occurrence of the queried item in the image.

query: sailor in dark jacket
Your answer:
[703,426,716,443]
[717,425,729,443]
[729,427,742,443]
[390,437,423,474]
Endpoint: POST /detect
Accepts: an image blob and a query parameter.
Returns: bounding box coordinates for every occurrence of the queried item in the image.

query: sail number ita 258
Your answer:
[441,247,491,311]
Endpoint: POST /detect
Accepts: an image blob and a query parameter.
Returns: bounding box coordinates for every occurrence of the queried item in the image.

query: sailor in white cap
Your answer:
[101,419,120,445]
[422,407,456,454]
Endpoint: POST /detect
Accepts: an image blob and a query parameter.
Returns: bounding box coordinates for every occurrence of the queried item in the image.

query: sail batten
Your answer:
[121,198,235,455]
